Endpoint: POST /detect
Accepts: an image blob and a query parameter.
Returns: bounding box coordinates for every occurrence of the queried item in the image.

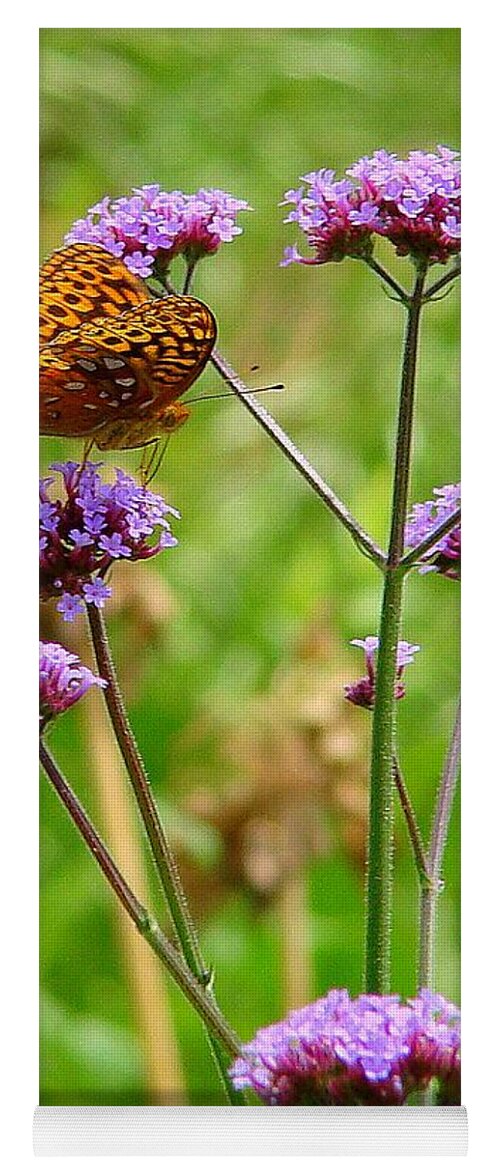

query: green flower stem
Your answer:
[87,604,204,973]
[392,755,431,888]
[364,257,408,303]
[158,273,385,568]
[210,348,386,568]
[39,740,241,1060]
[86,603,245,1104]
[400,507,460,570]
[182,258,197,295]
[365,263,427,993]
[419,700,461,989]
[424,262,461,301]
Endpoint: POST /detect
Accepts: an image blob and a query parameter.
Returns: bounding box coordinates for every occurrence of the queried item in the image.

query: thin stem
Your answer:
[182,259,197,295]
[424,262,461,301]
[39,740,241,1059]
[365,263,428,993]
[86,604,244,1104]
[392,755,431,887]
[419,701,461,989]
[401,507,460,570]
[364,257,408,303]
[85,692,186,1101]
[387,266,428,564]
[155,272,384,568]
[210,348,386,568]
[86,604,204,975]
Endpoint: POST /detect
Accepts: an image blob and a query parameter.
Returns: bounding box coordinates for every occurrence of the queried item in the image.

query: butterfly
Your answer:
[39,244,217,456]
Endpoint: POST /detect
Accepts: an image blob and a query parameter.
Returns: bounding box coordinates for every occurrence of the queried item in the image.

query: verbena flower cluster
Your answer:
[405,483,460,580]
[40,641,106,724]
[40,462,179,621]
[230,988,460,1106]
[65,185,252,277]
[281,146,460,267]
[345,637,420,709]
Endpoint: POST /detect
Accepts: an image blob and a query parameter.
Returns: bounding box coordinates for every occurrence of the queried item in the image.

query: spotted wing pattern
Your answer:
[39,245,217,450]
[40,243,150,344]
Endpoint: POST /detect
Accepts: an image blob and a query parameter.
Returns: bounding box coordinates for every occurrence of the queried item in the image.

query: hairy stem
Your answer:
[419,701,461,989]
[86,604,244,1104]
[401,507,460,570]
[86,605,204,974]
[424,262,461,301]
[182,258,197,295]
[392,755,431,887]
[365,264,427,992]
[210,348,385,567]
[39,740,241,1060]
[156,272,384,567]
[364,257,408,303]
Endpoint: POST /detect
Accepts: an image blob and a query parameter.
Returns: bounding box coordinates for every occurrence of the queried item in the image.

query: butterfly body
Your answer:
[39,244,217,450]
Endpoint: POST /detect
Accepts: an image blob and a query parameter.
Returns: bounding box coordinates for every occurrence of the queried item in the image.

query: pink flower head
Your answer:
[40,462,180,621]
[66,185,251,276]
[281,146,460,267]
[230,988,460,1105]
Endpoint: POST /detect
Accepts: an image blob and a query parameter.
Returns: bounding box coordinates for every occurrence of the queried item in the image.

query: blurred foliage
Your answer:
[40,27,460,1104]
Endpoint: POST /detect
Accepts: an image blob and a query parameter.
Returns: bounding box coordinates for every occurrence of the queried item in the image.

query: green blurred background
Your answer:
[40,28,460,1104]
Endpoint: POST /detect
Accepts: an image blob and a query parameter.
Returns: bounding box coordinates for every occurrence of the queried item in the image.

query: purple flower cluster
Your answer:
[40,461,179,621]
[40,641,106,724]
[65,185,251,278]
[281,146,460,267]
[230,988,460,1106]
[345,637,420,709]
[405,483,461,580]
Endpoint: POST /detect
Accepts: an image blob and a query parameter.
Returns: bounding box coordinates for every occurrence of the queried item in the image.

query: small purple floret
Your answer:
[345,637,420,708]
[405,483,460,579]
[229,988,460,1105]
[40,641,106,723]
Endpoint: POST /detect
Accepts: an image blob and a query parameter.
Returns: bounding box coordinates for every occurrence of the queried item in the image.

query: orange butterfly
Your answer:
[39,243,217,454]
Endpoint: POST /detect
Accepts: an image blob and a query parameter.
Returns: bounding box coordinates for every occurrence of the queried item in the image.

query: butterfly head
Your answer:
[160,401,191,433]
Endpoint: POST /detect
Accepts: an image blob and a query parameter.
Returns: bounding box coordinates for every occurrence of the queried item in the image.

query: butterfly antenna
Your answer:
[186,383,284,405]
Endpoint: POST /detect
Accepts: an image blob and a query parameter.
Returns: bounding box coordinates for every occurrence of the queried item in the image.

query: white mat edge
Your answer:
[33,1105,468,1156]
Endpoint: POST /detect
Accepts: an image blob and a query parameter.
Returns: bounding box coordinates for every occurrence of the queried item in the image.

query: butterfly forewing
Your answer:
[39,245,217,449]
[39,243,149,344]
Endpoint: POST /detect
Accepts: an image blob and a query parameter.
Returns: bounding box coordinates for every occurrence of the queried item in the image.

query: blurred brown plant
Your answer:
[172,608,369,919]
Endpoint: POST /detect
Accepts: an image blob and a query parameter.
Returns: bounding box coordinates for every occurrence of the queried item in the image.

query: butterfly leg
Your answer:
[82,437,95,466]
[139,437,171,486]
[73,438,95,487]
[138,439,158,486]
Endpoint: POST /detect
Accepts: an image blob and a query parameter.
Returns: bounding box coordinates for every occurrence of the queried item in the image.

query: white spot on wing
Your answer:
[76,358,98,372]
[103,356,126,370]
